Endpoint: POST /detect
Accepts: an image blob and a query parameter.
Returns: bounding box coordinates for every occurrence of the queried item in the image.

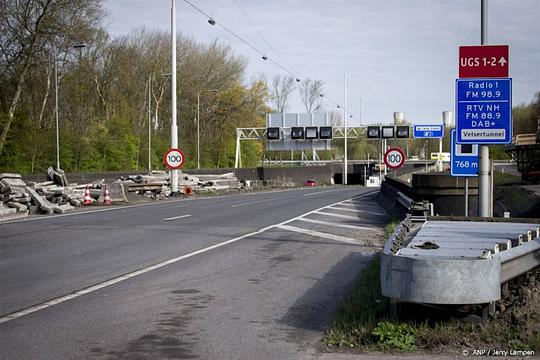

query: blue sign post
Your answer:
[413,125,444,138]
[455,78,512,144]
[450,129,478,177]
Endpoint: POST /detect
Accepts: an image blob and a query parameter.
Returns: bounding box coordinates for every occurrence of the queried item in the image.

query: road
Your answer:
[0,186,387,360]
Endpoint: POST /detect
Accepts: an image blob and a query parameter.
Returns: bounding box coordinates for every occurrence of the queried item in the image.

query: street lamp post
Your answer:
[54,44,85,171]
[170,0,179,194]
[54,50,60,171]
[197,89,218,169]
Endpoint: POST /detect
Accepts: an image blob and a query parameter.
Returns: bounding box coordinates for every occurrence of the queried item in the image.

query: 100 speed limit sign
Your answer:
[384,148,406,169]
[163,148,185,169]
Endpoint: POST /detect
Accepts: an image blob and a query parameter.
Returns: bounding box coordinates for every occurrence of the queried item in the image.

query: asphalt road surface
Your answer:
[0,186,387,360]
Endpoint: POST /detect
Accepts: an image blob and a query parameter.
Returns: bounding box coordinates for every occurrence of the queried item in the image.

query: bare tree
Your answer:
[328,110,342,126]
[270,75,295,113]
[298,78,323,113]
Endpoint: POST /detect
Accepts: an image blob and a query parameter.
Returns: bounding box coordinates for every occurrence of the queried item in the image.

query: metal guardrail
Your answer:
[513,133,538,146]
[381,218,540,305]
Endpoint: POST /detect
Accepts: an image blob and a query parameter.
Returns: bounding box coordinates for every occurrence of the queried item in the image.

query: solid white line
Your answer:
[0,225,272,325]
[295,217,379,231]
[328,206,386,215]
[231,196,289,208]
[275,224,360,245]
[0,190,378,325]
[303,188,350,196]
[163,214,191,221]
[458,100,509,103]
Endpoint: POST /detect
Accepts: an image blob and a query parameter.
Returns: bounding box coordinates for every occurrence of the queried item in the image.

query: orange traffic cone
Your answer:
[83,186,92,205]
[103,186,112,205]
[180,186,193,196]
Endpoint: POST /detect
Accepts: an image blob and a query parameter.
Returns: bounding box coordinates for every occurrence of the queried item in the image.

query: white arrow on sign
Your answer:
[498,57,507,66]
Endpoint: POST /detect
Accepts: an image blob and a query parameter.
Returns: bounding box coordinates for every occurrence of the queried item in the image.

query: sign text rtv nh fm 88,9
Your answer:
[455,78,512,144]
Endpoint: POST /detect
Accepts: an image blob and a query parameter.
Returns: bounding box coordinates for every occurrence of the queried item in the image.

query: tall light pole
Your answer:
[197,89,218,169]
[343,74,348,185]
[54,44,85,171]
[170,0,179,193]
[148,75,152,172]
[478,0,490,217]
[54,50,60,171]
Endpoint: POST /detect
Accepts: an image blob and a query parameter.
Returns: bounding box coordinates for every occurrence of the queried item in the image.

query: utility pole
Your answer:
[54,50,60,171]
[170,0,179,193]
[55,44,85,171]
[478,0,490,217]
[197,92,200,169]
[148,76,152,172]
[343,74,348,185]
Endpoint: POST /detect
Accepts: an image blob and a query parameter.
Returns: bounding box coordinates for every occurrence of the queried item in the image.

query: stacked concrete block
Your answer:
[0,172,80,221]
[0,173,30,220]
[119,170,242,197]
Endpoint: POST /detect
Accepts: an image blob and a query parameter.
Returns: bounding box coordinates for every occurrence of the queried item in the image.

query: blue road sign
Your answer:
[413,125,444,138]
[455,78,512,144]
[451,129,478,177]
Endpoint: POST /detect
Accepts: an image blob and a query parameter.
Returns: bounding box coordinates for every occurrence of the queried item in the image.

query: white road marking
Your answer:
[295,217,379,231]
[0,187,326,225]
[231,196,289,208]
[313,211,361,220]
[0,190,378,325]
[303,188,350,196]
[327,206,386,215]
[163,214,192,221]
[275,224,361,245]
[336,202,381,209]
[341,199,381,206]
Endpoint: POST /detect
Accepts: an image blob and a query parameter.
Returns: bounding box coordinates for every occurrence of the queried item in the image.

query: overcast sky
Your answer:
[103,0,540,126]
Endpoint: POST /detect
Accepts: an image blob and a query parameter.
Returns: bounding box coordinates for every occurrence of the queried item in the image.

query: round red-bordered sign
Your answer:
[384,147,406,169]
[163,148,185,169]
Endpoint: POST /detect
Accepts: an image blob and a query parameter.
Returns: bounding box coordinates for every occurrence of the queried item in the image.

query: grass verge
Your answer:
[324,248,540,353]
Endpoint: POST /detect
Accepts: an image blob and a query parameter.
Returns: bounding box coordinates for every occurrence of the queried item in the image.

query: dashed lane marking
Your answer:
[0,190,378,325]
[163,214,192,221]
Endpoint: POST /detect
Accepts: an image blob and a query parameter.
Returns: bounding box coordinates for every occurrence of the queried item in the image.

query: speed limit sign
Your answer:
[163,148,185,169]
[384,148,406,169]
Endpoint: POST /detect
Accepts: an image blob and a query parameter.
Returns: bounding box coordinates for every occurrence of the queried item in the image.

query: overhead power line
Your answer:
[182,0,300,81]
[232,0,302,77]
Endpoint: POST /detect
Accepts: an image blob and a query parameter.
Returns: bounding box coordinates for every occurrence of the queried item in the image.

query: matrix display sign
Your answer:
[450,129,478,177]
[455,78,512,144]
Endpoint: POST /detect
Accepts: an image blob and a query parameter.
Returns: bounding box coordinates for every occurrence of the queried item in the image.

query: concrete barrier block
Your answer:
[53,204,74,214]
[109,182,128,203]
[0,207,17,216]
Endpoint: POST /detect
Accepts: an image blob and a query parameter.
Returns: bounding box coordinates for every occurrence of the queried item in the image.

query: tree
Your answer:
[298,78,323,113]
[513,91,540,135]
[0,0,103,156]
[270,75,295,113]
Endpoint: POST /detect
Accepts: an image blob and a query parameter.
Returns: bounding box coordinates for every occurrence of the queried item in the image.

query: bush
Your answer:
[372,321,417,351]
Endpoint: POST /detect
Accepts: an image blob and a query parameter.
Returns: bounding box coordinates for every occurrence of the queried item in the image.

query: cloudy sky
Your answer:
[103,0,540,126]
